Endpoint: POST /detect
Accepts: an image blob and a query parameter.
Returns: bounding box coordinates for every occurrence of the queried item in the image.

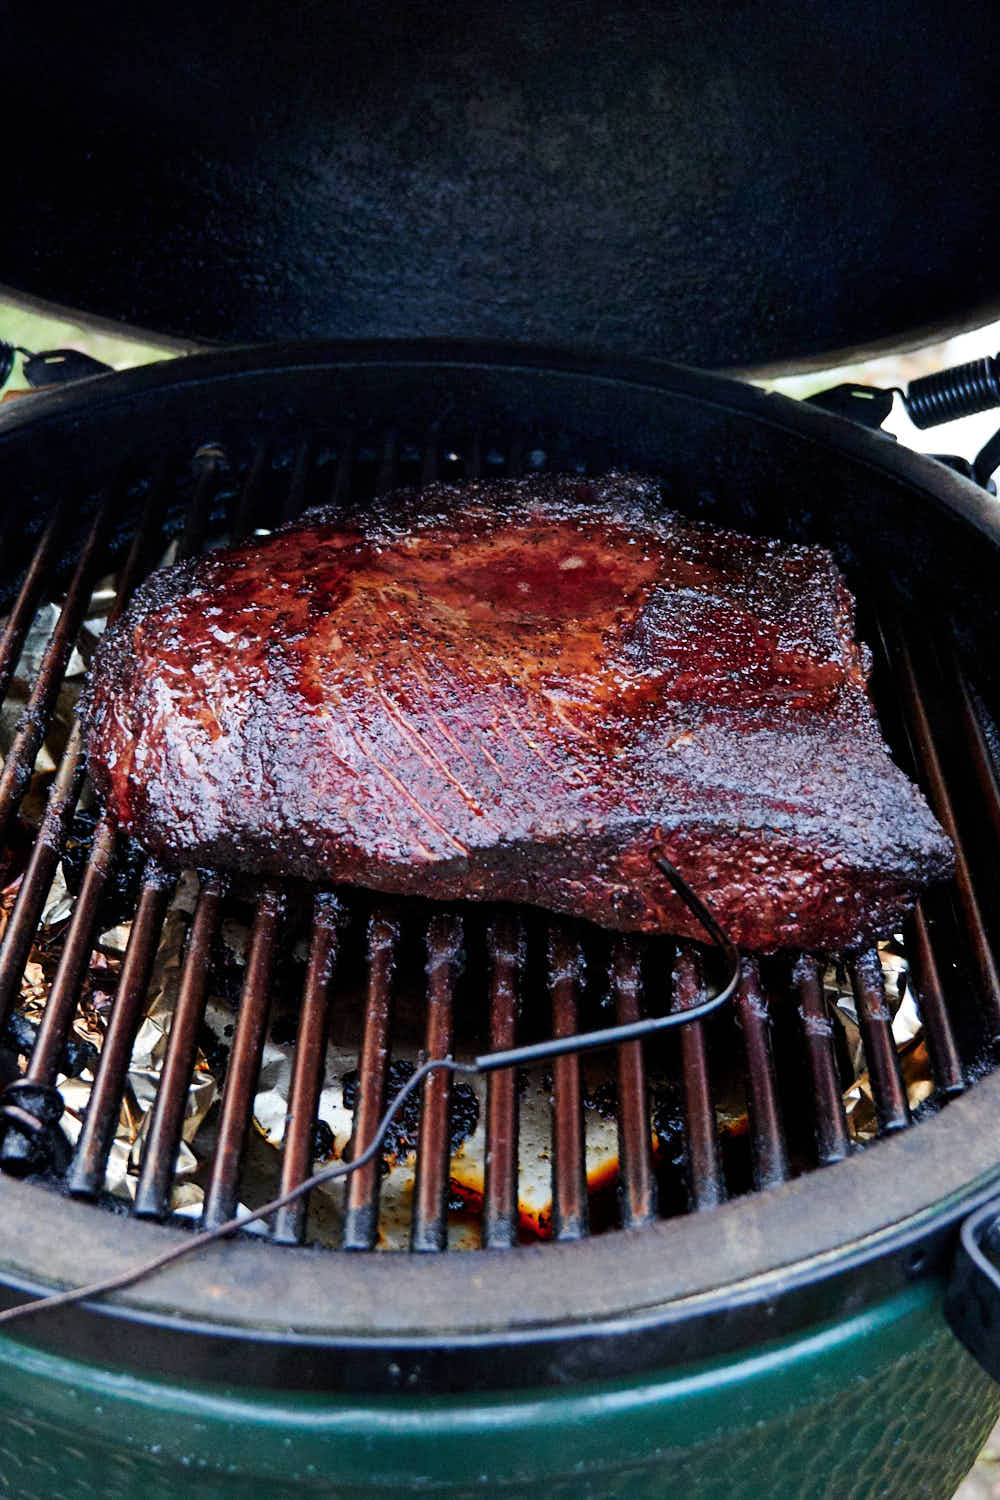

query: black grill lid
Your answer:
[4,1,1000,369]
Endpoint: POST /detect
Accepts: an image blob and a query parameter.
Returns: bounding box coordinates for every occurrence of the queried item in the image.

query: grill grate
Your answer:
[0,424,998,1254]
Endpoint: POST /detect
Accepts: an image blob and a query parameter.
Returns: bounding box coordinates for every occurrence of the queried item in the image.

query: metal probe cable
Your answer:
[0,851,739,1328]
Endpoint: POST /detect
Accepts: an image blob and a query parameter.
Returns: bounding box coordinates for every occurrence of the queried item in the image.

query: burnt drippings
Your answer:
[342,1059,480,1166]
[1,1011,95,1079]
[60,812,146,930]
[312,1117,335,1161]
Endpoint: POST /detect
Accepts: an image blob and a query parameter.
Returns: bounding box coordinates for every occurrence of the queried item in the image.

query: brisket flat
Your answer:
[83,474,952,950]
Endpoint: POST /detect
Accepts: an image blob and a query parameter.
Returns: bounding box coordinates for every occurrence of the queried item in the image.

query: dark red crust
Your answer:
[82,473,953,950]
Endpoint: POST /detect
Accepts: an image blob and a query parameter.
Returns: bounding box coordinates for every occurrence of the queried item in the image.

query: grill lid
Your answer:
[3,1,1000,369]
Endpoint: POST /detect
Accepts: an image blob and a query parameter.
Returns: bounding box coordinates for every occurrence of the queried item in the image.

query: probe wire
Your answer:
[0,850,739,1328]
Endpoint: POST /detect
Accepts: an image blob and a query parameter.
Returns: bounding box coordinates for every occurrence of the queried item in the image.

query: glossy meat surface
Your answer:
[83,474,953,950]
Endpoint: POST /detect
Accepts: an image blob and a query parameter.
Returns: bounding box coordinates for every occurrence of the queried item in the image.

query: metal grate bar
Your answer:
[0,480,165,1029]
[0,500,67,705]
[953,658,1000,848]
[465,429,482,479]
[0,494,113,840]
[271,892,341,1245]
[0,725,86,1032]
[23,818,118,1084]
[673,946,725,1210]
[0,814,118,1174]
[231,443,271,544]
[421,424,441,486]
[329,429,356,507]
[793,956,851,1166]
[905,903,965,1097]
[342,907,398,1250]
[849,949,911,1134]
[482,912,521,1249]
[411,912,462,1252]
[200,885,284,1230]
[66,867,175,1197]
[880,618,1000,1041]
[612,938,656,1228]
[6,463,209,1173]
[735,957,789,1189]
[279,439,312,526]
[506,429,525,478]
[133,876,224,1219]
[549,923,588,1241]
[107,470,172,617]
[374,430,398,498]
[176,449,222,561]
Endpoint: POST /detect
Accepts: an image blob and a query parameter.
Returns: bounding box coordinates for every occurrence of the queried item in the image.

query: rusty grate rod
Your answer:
[329,428,356,507]
[482,912,522,1250]
[411,911,462,1253]
[905,903,965,1098]
[374,429,398,498]
[506,428,525,479]
[849,949,912,1134]
[465,428,483,480]
[673,946,725,1211]
[0,480,166,1031]
[0,812,119,1175]
[271,891,342,1246]
[735,956,789,1190]
[342,906,398,1251]
[134,876,225,1219]
[0,729,86,1033]
[472,856,738,1075]
[279,439,312,526]
[952,657,1000,849]
[200,885,284,1230]
[66,866,176,1197]
[176,447,222,561]
[21,819,119,1088]
[549,922,588,1241]
[420,424,441,486]
[0,500,67,706]
[793,955,851,1166]
[879,618,1000,1042]
[612,937,656,1229]
[231,443,271,544]
[0,493,114,842]
[3,458,208,1167]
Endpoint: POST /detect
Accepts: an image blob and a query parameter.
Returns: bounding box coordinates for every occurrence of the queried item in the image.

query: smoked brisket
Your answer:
[83,474,953,950]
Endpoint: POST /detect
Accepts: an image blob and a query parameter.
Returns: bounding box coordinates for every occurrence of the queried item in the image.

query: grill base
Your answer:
[0,1280,994,1500]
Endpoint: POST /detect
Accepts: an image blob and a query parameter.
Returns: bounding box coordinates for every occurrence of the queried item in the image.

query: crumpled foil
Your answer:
[244,938,927,1247]
[830,938,932,1142]
[7,871,218,1214]
[251,1036,624,1249]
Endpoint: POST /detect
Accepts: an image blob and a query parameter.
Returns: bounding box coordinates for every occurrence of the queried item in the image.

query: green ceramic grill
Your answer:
[0,348,999,1498]
[4,2,1000,1490]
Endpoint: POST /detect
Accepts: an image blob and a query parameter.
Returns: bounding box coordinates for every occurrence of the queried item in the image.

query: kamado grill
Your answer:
[3,5,1000,1499]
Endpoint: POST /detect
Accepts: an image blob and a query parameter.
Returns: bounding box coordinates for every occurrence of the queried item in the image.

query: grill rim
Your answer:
[2,1070,1000,1392]
[0,341,998,1392]
[0,336,999,554]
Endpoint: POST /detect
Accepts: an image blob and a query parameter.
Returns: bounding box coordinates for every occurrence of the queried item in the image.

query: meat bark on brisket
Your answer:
[82,473,952,951]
